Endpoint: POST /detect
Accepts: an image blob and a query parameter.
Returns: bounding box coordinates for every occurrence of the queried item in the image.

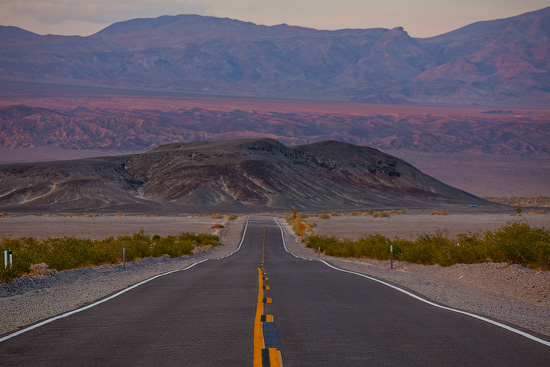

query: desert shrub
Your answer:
[305,222,550,270]
[284,214,317,237]
[0,231,220,283]
[399,231,454,265]
[484,222,550,269]
[450,232,488,265]
[211,214,223,219]
[228,214,239,220]
[355,234,397,260]
[484,197,550,206]
[318,214,331,219]
[307,235,340,254]
[151,236,193,258]
[211,224,224,229]
[430,210,448,215]
[372,211,390,218]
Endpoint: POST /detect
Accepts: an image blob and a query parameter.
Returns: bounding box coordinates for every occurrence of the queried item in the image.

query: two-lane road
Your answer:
[1,216,549,366]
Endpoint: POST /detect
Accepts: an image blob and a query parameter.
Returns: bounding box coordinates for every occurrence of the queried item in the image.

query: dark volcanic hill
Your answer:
[0,139,486,213]
[1,8,549,107]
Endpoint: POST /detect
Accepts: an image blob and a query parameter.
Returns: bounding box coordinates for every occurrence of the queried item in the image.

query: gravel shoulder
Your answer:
[276,217,550,339]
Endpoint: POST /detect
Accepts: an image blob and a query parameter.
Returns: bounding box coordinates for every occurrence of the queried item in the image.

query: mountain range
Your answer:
[0,139,485,213]
[1,8,549,107]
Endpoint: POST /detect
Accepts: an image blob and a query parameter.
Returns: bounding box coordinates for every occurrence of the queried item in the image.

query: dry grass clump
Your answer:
[431,210,448,215]
[526,209,547,215]
[211,224,224,229]
[372,211,390,218]
[318,213,331,219]
[484,196,550,206]
[285,212,317,239]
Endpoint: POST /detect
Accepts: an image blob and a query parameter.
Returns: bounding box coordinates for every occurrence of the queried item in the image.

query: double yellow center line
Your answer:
[253,228,283,367]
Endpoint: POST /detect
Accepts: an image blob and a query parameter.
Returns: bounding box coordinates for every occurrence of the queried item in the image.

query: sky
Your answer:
[0,0,548,38]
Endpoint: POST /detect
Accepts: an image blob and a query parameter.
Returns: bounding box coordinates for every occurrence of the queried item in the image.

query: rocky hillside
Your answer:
[1,104,548,158]
[0,8,549,107]
[0,139,486,213]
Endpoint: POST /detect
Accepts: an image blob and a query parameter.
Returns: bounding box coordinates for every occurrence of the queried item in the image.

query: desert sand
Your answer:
[308,209,549,240]
[0,215,226,239]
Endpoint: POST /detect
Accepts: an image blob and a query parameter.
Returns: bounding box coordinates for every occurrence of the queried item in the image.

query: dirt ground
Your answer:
[0,215,227,239]
[309,210,549,240]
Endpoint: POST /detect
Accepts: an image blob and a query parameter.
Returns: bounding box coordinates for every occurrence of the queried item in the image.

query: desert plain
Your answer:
[1,209,549,339]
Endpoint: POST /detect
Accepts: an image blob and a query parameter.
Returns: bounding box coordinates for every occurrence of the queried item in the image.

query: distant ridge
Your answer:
[1,8,549,107]
[0,139,487,213]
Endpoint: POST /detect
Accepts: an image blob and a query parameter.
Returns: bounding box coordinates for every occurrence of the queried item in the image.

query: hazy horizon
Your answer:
[0,1,548,38]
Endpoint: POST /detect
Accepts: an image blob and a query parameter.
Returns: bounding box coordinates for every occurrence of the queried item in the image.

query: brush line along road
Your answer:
[1,216,549,366]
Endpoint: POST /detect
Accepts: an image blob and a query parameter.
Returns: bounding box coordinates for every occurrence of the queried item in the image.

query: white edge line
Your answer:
[0,258,208,343]
[274,216,550,348]
[274,217,300,259]
[2,215,251,342]
[217,216,249,260]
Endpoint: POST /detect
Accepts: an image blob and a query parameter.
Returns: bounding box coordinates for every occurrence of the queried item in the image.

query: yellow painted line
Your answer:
[265,314,274,322]
[264,286,270,290]
[268,348,283,367]
[253,267,264,367]
[264,298,272,304]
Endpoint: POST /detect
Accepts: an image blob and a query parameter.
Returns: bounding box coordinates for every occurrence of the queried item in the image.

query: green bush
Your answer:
[0,231,220,283]
[484,222,550,269]
[306,222,550,270]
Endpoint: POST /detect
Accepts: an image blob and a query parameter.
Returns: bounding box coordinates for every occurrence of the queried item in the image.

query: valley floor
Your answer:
[1,213,549,339]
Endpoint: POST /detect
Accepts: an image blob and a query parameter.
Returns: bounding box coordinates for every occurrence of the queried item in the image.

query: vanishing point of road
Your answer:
[1,216,549,366]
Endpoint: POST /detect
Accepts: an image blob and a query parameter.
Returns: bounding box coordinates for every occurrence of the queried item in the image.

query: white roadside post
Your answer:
[123,248,126,270]
[390,245,393,269]
[4,250,12,268]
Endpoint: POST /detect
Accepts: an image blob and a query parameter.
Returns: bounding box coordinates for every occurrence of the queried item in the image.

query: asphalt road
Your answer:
[1,216,549,366]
